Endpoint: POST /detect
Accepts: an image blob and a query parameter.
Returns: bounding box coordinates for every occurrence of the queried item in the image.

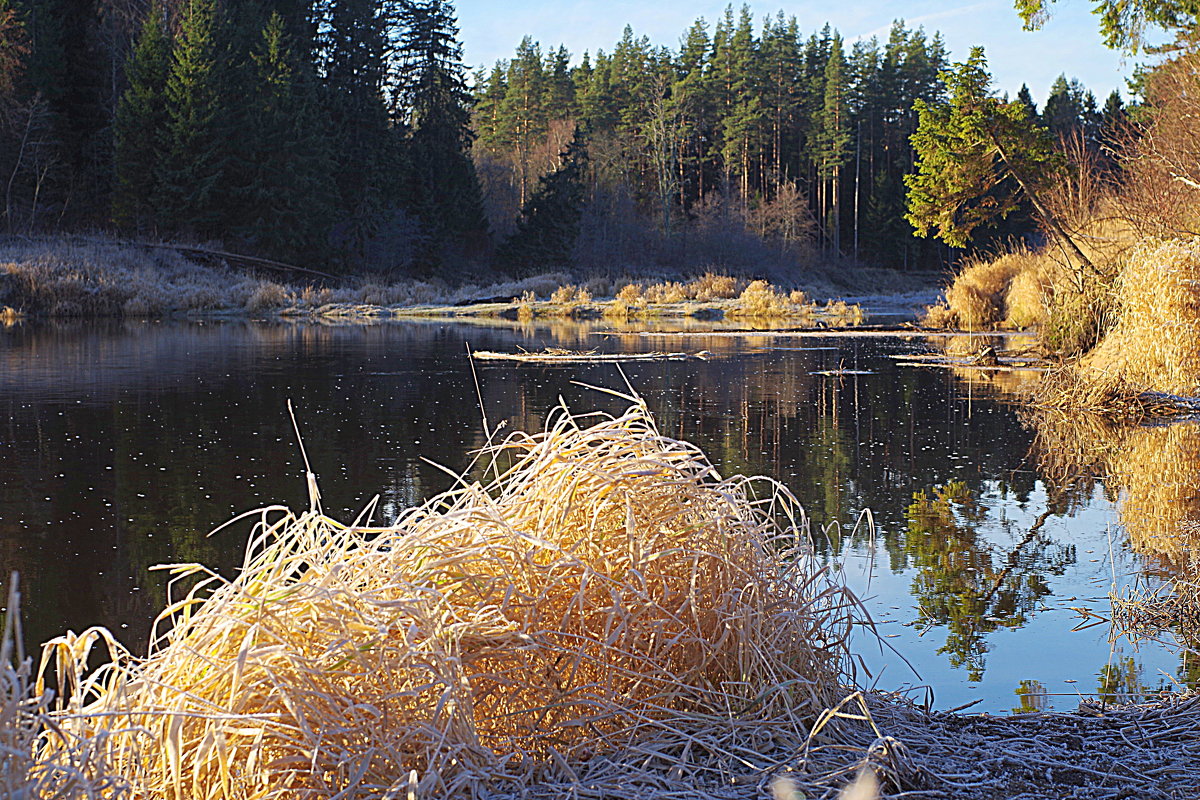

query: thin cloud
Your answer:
[852,1,1002,42]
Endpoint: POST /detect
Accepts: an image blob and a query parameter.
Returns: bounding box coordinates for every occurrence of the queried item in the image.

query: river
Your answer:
[0,316,1195,712]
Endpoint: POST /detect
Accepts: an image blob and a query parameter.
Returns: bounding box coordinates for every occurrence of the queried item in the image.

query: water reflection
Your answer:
[1029,411,1200,576]
[0,317,1194,711]
[904,481,1075,681]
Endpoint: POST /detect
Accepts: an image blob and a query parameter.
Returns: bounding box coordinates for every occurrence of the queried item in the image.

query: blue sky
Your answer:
[454,0,1137,104]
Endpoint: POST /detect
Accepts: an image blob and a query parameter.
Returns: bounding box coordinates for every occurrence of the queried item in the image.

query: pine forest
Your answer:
[0,0,1120,277]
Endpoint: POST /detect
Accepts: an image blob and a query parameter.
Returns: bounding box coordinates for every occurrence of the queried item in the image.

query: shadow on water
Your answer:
[0,317,1198,710]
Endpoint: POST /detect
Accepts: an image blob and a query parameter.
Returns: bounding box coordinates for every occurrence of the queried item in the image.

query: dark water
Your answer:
[0,318,1195,712]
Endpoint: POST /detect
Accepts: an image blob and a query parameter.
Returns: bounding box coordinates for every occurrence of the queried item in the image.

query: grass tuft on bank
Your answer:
[15,399,863,798]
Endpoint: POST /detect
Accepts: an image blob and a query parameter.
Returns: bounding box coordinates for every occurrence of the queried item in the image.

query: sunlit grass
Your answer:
[23,398,862,798]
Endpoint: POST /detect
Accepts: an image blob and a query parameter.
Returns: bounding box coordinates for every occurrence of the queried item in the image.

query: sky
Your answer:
[453,0,1138,105]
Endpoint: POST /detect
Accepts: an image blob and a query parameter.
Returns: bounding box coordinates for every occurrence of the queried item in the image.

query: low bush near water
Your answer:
[8,399,861,798]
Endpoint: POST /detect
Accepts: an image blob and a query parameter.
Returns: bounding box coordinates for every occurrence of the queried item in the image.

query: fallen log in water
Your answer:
[471,348,711,363]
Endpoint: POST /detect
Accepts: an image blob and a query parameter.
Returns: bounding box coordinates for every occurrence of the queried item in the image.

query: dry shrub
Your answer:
[728,279,788,318]
[549,283,578,304]
[689,272,739,301]
[32,401,859,798]
[788,289,809,306]
[244,281,290,313]
[615,283,643,304]
[642,281,687,304]
[1115,51,1200,239]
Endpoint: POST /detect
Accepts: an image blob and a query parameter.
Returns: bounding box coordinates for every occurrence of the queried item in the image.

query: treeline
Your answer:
[474,7,1122,271]
[0,0,486,273]
[0,0,1122,277]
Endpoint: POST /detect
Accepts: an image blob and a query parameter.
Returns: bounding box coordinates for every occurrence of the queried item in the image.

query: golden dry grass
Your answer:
[28,400,861,799]
[1080,238,1200,396]
[727,280,789,318]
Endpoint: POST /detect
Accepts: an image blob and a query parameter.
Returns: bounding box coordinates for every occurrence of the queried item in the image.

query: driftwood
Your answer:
[472,348,710,364]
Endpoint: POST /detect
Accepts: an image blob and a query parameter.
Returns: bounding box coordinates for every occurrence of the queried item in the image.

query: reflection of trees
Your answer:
[904,481,1075,680]
[1013,679,1049,713]
[1096,656,1171,705]
[1028,410,1200,693]
[1028,411,1200,577]
[2,320,1050,661]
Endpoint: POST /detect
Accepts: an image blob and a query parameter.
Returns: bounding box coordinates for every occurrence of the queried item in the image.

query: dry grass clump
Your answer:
[0,305,21,326]
[30,400,860,798]
[923,248,1067,332]
[689,272,739,301]
[941,253,1027,331]
[1079,238,1200,396]
[642,280,688,304]
[549,283,590,305]
[728,279,789,318]
[1,576,123,798]
[823,300,865,327]
[919,301,956,329]
[244,281,291,313]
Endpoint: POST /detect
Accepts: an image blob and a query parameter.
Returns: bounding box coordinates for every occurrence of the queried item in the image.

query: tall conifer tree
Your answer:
[160,0,235,235]
[396,0,488,268]
[113,2,170,230]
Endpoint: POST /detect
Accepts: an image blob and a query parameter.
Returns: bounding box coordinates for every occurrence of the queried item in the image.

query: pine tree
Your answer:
[396,0,488,269]
[497,36,546,205]
[543,45,574,120]
[818,35,850,255]
[113,2,170,230]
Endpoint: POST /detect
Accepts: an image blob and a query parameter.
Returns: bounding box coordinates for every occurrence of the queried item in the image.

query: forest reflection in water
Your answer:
[0,318,1197,711]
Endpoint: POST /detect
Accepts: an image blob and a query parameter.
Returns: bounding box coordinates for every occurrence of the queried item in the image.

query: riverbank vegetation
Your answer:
[914,6,1200,410]
[0,236,899,322]
[0,0,1078,298]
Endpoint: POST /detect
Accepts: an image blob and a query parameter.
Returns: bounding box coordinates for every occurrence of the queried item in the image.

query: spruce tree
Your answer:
[239,11,335,262]
[160,0,235,236]
[318,0,403,259]
[113,2,171,231]
[496,128,587,273]
[905,47,1093,271]
[396,0,488,269]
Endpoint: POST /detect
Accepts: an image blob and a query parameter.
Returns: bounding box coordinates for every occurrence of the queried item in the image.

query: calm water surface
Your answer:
[1,317,1196,712]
